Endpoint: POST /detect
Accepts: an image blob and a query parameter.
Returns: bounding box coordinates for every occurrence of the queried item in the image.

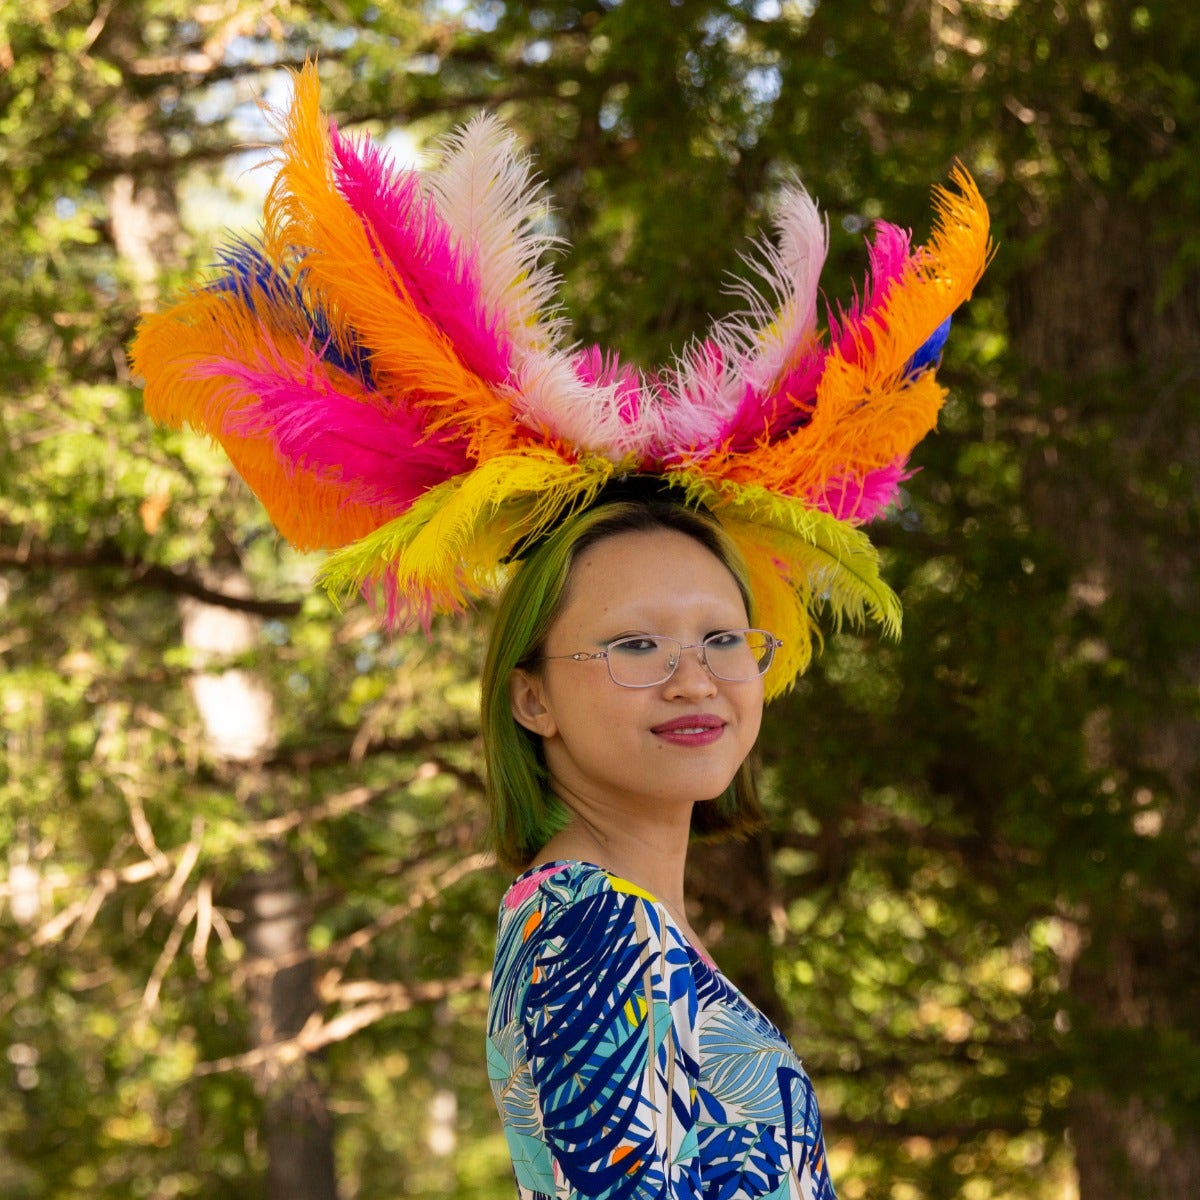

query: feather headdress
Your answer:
[131,63,992,699]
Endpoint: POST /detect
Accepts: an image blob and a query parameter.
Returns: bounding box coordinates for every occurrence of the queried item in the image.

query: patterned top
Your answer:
[488,860,837,1200]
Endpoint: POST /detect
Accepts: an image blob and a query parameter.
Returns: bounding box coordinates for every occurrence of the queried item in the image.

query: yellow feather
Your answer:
[666,473,901,694]
[319,451,615,616]
[734,537,817,697]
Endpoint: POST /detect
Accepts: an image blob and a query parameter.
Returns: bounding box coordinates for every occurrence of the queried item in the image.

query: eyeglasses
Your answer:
[541,628,782,689]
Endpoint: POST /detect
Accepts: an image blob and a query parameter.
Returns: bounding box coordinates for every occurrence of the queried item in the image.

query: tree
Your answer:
[2,1,1196,1197]
[2,6,492,1198]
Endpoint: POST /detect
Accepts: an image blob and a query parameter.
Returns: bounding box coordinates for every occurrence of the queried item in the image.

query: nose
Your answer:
[663,643,718,697]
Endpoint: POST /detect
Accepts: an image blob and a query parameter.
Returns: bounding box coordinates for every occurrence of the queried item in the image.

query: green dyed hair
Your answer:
[482,499,766,872]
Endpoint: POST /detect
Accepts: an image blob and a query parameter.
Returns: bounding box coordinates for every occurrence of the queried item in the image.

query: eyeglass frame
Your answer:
[538,628,783,689]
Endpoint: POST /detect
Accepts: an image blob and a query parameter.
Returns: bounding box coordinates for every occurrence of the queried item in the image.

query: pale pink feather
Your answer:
[427,114,567,355]
[654,181,828,459]
[647,339,747,461]
[733,182,828,395]
[511,347,655,460]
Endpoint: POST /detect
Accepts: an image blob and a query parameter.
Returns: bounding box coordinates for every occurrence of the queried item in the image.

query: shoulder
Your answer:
[496,864,703,1071]
[498,859,657,921]
[492,861,692,1009]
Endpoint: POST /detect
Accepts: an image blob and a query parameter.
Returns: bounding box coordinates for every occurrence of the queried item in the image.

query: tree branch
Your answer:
[0,540,303,617]
[190,972,490,1076]
[265,731,479,773]
[237,853,492,981]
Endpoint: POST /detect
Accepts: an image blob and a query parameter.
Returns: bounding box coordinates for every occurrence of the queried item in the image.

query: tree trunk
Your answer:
[180,569,340,1200]
[101,10,341,1181]
[1009,188,1200,1199]
[225,861,340,1200]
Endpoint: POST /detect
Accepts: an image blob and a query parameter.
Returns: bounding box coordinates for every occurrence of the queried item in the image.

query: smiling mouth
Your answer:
[651,717,726,736]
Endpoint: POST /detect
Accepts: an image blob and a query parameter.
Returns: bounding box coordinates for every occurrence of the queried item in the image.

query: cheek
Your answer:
[542,673,611,732]
[740,687,765,745]
[546,685,654,761]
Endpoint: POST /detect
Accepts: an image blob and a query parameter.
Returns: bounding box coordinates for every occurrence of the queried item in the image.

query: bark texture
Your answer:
[181,568,340,1200]
[226,862,340,1200]
[1010,185,1200,1200]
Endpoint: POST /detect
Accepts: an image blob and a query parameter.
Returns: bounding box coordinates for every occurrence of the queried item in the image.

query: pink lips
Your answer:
[651,714,726,746]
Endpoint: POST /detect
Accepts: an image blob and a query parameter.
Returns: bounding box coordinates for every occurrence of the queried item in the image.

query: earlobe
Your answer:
[509,668,558,737]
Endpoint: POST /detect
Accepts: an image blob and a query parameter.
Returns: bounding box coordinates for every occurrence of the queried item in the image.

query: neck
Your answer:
[538,793,692,915]
[534,792,717,962]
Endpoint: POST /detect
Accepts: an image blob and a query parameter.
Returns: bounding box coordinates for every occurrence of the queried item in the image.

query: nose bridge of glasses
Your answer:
[671,638,714,677]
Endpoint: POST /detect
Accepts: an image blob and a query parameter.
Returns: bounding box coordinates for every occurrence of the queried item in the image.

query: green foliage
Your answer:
[2,1,1197,1198]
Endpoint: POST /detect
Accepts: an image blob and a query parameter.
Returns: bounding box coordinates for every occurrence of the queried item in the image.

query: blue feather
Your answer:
[904,315,952,377]
[208,240,376,387]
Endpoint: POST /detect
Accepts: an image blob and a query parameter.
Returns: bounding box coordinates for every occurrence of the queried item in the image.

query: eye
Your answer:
[609,635,663,655]
[704,629,746,651]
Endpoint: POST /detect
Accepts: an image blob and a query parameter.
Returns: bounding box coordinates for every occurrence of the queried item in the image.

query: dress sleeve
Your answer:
[519,884,704,1200]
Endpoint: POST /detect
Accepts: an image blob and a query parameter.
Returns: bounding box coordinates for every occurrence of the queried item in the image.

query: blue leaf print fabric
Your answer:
[488,861,838,1200]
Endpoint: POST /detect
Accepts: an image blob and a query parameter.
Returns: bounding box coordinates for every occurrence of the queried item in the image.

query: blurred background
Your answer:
[1,1,1197,1197]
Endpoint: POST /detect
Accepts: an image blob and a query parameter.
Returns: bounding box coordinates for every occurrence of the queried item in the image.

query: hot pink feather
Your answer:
[815,460,911,522]
[721,343,826,452]
[199,351,471,510]
[832,221,913,363]
[329,125,514,386]
[573,347,643,426]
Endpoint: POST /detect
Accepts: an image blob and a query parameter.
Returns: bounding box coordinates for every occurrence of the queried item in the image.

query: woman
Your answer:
[483,497,837,1200]
[132,63,988,1200]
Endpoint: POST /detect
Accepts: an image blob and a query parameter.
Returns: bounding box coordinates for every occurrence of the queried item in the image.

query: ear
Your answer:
[509,667,558,737]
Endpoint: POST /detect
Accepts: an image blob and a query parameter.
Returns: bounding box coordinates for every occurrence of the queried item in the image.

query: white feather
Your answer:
[508,348,664,463]
[717,180,828,393]
[427,113,568,355]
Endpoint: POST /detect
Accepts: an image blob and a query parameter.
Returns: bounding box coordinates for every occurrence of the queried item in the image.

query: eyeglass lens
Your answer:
[607,630,774,687]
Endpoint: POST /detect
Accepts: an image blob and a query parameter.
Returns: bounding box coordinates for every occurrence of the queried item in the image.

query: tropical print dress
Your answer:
[488,860,837,1200]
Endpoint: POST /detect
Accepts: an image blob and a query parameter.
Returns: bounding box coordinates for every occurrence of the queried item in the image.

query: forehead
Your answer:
[554,528,748,635]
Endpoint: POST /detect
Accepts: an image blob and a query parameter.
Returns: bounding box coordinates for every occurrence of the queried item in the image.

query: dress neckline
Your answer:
[509,858,719,970]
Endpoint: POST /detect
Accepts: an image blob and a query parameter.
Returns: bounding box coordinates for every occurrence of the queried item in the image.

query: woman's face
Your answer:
[509,527,764,818]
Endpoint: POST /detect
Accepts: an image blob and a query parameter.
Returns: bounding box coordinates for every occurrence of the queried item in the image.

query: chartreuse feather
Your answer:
[667,474,902,697]
[319,450,616,623]
[675,475,901,629]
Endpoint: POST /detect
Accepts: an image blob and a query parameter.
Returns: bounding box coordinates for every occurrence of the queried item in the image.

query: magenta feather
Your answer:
[814,460,911,522]
[720,341,826,452]
[573,346,643,426]
[376,571,440,634]
[200,351,471,509]
[831,221,913,362]
[329,125,514,386]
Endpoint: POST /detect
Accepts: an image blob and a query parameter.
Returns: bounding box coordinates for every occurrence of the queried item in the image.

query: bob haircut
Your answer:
[482,498,766,872]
